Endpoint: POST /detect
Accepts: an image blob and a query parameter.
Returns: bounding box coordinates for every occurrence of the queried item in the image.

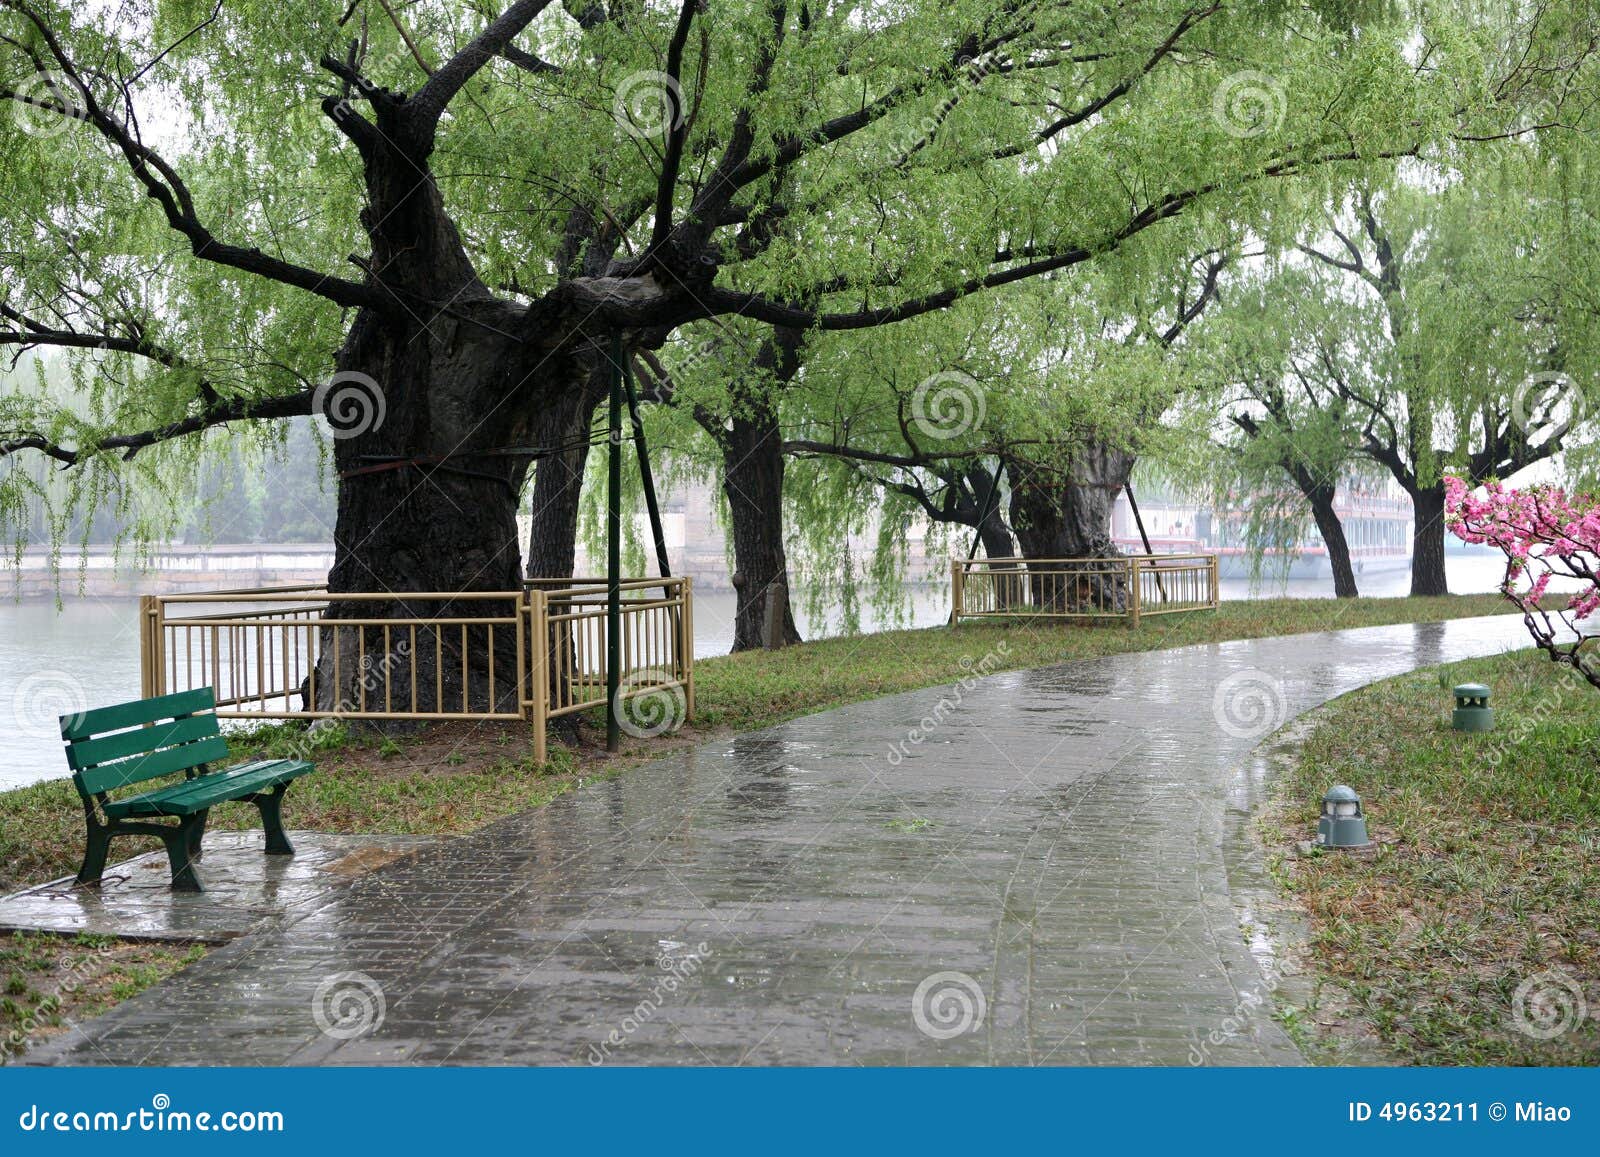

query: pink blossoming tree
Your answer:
[1446,475,1600,687]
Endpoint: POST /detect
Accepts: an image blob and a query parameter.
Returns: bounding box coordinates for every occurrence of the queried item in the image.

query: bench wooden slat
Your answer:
[103,758,313,818]
[65,713,220,773]
[76,735,233,796]
[62,687,217,741]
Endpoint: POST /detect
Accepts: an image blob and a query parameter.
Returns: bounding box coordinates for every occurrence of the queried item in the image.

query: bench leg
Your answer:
[76,825,111,887]
[187,808,210,861]
[252,785,294,856]
[161,817,205,892]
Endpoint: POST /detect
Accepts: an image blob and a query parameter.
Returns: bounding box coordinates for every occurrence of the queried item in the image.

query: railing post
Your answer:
[527,588,548,766]
[139,595,154,699]
[1209,554,1219,608]
[1127,557,1141,628]
[951,559,964,623]
[682,576,695,720]
[151,595,167,696]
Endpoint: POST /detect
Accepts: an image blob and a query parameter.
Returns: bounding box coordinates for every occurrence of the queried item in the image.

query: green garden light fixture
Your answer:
[1451,683,1493,732]
[1316,785,1371,850]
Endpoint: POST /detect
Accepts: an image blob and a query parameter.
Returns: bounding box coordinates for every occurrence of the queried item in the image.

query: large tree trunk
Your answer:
[977,510,1015,561]
[1005,441,1134,612]
[1408,483,1449,597]
[967,464,1015,559]
[315,135,547,715]
[1306,486,1359,598]
[1285,465,1358,599]
[724,391,801,652]
[525,354,607,580]
[319,302,544,715]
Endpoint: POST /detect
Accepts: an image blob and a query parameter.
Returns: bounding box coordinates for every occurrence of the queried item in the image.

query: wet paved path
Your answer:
[29,616,1532,1067]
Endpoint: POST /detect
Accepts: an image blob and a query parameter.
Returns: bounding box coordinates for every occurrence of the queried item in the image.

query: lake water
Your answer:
[0,554,1516,792]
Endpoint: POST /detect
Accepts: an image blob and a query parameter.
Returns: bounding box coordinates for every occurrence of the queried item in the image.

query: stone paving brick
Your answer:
[23,616,1531,1067]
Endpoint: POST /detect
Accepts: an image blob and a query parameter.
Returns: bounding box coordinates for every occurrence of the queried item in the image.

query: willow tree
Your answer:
[1172,261,1369,596]
[0,0,1571,695]
[1239,153,1600,597]
[786,245,1227,563]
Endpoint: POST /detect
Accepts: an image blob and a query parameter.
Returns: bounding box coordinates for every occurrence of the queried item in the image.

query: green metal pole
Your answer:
[606,333,622,753]
[622,359,673,591]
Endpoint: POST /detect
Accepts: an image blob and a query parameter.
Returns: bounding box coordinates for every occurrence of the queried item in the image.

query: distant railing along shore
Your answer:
[952,555,1219,625]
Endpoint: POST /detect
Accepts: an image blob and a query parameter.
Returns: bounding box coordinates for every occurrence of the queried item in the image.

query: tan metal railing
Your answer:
[951,554,1218,625]
[139,578,695,765]
[524,577,694,721]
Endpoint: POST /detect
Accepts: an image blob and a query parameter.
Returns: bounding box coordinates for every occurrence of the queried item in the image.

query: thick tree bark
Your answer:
[314,133,548,715]
[723,387,802,652]
[318,304,543,715]
[965,464,1015,559]
[1305,485,1359,598]
[977,506,1015,560]
[1408,483,1449,597]
[525,355,607,579]
[1005,441,1134,611]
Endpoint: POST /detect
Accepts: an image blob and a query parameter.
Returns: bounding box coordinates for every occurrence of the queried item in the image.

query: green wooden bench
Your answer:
[62,687,315,892]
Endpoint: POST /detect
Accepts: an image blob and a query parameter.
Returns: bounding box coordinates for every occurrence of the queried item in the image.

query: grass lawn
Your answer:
[1,933,205,1062]
[1261,647,1600,1065]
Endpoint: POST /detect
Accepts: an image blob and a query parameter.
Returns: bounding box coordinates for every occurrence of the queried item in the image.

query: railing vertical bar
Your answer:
[528,590,547,764]
[683,576,695,718]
